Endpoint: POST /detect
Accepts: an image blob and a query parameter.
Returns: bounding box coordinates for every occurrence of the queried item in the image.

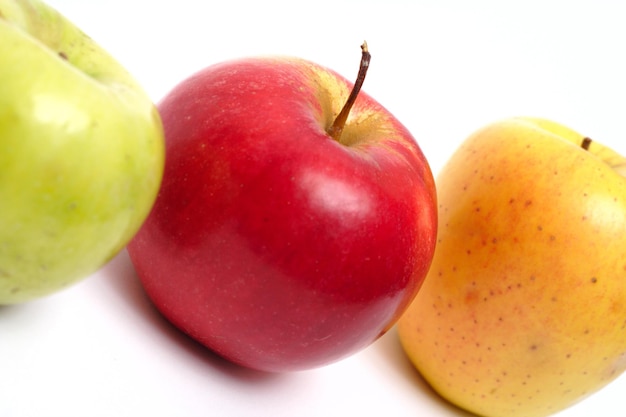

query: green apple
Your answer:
[0,0,164,304]
[398,117,626,416]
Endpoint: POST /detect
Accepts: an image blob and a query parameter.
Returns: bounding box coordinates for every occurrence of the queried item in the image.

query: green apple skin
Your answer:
[0,0,165,304]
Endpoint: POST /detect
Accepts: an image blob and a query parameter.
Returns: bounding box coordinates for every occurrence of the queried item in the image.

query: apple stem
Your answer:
[327,42,371,142]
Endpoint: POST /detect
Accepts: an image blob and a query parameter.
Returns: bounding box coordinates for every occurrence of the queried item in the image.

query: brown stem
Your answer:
[327,42,371,142]
[581,137,592,150]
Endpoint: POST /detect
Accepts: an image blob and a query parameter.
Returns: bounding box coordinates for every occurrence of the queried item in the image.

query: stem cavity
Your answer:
[327,42,371,142]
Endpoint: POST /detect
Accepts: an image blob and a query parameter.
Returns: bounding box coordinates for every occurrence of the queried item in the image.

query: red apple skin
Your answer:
[127,56,437,372]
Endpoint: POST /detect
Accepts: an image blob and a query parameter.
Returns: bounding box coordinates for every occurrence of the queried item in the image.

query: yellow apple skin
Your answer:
[398,117,626,417]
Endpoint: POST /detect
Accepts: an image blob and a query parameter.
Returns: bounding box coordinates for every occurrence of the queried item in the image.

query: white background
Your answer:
[2,1,626,416]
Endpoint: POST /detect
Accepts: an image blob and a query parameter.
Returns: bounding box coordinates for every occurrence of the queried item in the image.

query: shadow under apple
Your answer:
[99,248,288,385]
[0,299,42,321]
[369,325,478,417]
[99,248,480,416]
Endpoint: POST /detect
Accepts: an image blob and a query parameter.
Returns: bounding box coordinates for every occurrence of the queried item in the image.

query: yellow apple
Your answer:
[398,117,626,417]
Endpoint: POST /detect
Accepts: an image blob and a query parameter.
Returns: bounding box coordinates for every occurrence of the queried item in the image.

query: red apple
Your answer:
[127,44,437,372]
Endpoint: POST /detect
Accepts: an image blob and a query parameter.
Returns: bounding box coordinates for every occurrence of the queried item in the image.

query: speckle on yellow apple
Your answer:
[398,117,626,417]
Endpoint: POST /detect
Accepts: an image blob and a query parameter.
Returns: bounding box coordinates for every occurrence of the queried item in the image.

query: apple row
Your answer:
[3,1,626,416]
